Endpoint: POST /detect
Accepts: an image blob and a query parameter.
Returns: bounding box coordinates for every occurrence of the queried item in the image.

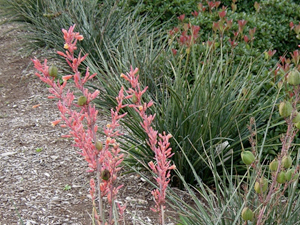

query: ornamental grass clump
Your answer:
[32,24,175,225]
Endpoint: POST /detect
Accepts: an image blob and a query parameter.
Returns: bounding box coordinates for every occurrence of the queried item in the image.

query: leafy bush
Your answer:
[203,1,300,56]
[221,0,258,13]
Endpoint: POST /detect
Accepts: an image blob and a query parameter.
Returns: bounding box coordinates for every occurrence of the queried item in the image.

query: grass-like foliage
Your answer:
[169,83,300,224]
[86,27,277,186]
[0,0,159,61]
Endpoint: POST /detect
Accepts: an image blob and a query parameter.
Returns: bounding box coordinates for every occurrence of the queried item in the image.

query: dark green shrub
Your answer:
[220,0,259,13]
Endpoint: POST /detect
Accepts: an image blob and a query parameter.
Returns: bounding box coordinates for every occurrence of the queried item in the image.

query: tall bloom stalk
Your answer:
[32,24,126,224]
[121,67,176,225]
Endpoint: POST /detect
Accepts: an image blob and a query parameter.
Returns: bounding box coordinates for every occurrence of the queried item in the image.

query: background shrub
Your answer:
[120,0,199,27]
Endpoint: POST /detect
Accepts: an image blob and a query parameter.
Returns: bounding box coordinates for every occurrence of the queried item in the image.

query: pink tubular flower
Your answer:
[62,75,73,81]
[51,119,61,127]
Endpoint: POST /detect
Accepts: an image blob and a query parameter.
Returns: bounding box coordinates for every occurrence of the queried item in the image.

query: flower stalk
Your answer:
[121,67,176,224]
[32,24,126,224]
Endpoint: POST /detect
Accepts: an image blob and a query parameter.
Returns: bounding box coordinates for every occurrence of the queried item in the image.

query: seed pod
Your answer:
[78,96,87,106]
[95,141,103,151]
[285,168,296,181]
[282,155,292,169]
[101,169,110,181]
[132,94,138,104]
[279,101,293,118]
[241,151,255,165]
[269,159,279,172]
[287,69,300,86]
[293,112,300,123]
[48,65,58,78]
[254,177,268,194]
[295,122,300,129]
[241,207,254,221]
[276,171,286,184]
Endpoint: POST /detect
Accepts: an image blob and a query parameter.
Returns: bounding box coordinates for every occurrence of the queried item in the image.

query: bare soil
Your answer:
[0,22,179,225]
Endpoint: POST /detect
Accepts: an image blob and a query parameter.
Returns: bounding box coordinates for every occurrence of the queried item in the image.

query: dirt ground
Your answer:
[0,22,179,225]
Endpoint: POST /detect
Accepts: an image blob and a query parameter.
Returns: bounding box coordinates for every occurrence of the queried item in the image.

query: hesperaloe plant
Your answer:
[32,24,175,225]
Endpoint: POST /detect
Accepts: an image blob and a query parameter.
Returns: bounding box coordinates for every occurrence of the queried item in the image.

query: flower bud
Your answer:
[78,96,87,106]
[254,177,268,194]
[48,65,58,78]
[279,101,293,118]
[101,169,110,181]
[282,155,292,169]
[241,151,255,165]
[287,69,300,86]
[241,207,254,221]
[276,171,286,184]
[269,159,278,172]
